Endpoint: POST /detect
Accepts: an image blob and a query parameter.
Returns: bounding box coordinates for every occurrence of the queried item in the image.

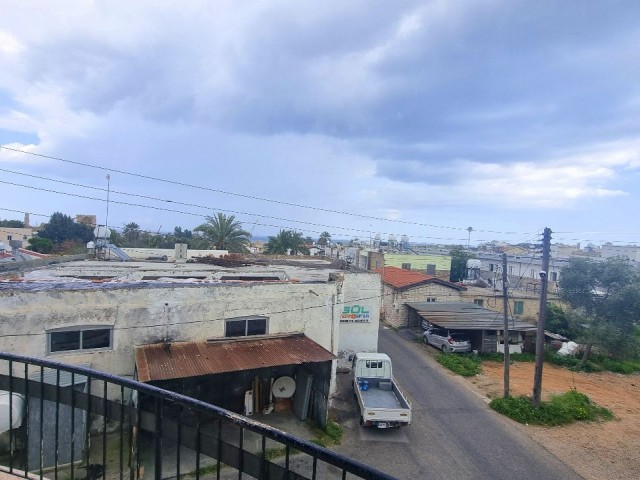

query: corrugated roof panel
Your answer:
[135,333,336,382]
[408,302,537,331]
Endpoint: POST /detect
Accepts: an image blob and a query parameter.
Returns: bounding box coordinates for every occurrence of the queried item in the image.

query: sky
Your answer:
[1,0,640,247]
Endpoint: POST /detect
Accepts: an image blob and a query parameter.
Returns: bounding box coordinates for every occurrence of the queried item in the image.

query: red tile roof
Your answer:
[375,266,434,288]
[135,333,335,382]
[375,266,464,291]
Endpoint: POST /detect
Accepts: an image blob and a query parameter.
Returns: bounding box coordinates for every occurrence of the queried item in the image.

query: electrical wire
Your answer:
[0,145,531,235]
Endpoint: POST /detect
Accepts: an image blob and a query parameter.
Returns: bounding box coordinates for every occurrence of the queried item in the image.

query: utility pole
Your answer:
[502,252,510,398]
[532,227,552,406]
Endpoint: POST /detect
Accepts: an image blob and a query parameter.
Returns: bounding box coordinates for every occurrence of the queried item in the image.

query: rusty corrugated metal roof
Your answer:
[135,333,336,382]
[407,301,537,332]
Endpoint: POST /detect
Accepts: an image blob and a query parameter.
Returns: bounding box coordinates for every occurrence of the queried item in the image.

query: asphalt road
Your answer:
[333,326,583,480]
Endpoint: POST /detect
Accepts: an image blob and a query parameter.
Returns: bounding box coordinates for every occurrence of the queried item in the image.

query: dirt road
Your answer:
[470,361,640,480]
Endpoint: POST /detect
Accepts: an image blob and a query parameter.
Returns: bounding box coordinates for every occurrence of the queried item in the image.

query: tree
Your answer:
[449,248,473,282]
[27,236,54,254]
[194,213,251,253]
[0,219,25,228]
[318,231,331,246]
[264,230,310,255]
[559,257,640,361]
[545,304,575,339]
[38,212,93,247]
[122,222,142,246]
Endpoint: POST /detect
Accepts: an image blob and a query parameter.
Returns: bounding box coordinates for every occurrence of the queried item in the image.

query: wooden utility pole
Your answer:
[532,227,552,406]
[502,253,510,398]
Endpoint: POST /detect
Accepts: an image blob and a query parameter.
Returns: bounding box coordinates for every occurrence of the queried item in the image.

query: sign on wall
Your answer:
[340,305,371,323]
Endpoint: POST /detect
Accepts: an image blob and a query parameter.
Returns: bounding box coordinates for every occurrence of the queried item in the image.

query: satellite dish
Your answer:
[86,241,95,249]
[272,376,296,398]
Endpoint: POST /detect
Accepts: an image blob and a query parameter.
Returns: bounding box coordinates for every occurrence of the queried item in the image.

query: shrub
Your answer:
[436,353,481,377]
[309,419,343,447]
[490,390,613,426]
[480,352,535,363]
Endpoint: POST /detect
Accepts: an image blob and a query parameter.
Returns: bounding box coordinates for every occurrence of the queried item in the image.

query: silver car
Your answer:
[423,328,471,353]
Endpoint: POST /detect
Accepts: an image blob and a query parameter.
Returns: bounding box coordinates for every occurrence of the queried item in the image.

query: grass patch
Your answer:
[183,464,219,478]
[309,419,343,448]
[490,390,613,426]
[480,352,536,363]
[544,351,640,373]
[436,352,481,377]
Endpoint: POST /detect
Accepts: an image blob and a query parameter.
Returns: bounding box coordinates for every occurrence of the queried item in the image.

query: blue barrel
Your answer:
[361,380,369,391]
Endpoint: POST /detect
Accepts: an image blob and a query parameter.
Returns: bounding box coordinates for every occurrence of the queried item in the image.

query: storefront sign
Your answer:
[340,305,371,323]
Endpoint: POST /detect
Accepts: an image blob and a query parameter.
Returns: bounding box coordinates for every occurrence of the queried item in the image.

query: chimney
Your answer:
[24,212,30,228]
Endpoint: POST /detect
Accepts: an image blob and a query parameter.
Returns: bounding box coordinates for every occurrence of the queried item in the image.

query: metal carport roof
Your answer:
[407,302,537,331]
[135,333,336,382]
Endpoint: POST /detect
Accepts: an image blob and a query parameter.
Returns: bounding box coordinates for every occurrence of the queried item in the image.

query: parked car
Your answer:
[423,328,471,353]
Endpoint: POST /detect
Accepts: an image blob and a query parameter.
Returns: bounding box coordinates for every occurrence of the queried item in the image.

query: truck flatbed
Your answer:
[360,387,403,409]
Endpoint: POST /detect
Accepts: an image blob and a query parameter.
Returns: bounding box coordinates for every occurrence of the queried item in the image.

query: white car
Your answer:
[423,328,471,353]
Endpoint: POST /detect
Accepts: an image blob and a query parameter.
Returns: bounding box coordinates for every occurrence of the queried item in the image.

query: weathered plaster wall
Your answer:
[336,272,381,359]
[382,283,462,327]
[0,272,382,380]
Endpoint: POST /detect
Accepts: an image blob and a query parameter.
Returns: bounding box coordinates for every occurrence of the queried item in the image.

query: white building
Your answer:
[601,244,640,262]
[0,257,381,424]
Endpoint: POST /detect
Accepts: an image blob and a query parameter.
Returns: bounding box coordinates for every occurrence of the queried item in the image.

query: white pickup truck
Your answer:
[351,352,412,428]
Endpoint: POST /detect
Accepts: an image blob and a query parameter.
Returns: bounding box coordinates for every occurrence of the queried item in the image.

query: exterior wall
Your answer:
[384,254,451,277]
[0,227,34,245]
[336,272,381,358]
[0,272,381,380]
[461,287,565,322]
[601,244,640,262]
[382,283,462,328]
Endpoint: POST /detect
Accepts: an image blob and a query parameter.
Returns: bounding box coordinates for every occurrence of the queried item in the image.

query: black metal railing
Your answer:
[0,352,396,480]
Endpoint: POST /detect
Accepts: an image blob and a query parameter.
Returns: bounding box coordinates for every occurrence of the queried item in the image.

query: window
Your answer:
[7,235,12,241]
[513,301,524,315]
[48,327,112,353]
[401,263,411,270]
[365,360,383,368]
[551,272,558,281]
[489,264,495,272]
[509,266,514,275]
[426,297,436,303]
[473,299,484,307]
[225,316,268,337]
[426,264,436,275]
[530,269,536,278]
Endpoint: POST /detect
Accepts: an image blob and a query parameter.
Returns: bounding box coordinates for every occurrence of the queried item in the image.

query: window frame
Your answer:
[473,299,484,307]
[47,326,113,354]
[224,316,269,338]
[513,301,524,315]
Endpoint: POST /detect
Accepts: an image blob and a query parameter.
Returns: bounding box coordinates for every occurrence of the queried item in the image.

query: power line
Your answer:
[0,145,530,235]
[0,179,484,242]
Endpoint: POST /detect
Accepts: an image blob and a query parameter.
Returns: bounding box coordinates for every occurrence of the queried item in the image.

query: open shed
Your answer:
[135,333,336,426]
[407,302,537,353]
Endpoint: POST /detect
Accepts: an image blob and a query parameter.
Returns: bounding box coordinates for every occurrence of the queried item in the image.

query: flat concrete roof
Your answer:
[0,257,371,291]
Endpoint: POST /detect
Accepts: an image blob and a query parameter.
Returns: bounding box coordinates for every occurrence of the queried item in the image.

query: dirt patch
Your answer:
[469,361,640,480]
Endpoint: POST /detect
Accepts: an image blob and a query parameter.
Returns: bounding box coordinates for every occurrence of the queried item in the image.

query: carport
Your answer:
[135,333,336,426]
[407,302,537,353]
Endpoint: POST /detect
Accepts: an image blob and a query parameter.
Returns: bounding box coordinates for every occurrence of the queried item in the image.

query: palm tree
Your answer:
[264,230,310,255]
[318,231,331,246]
[195,213,251,253]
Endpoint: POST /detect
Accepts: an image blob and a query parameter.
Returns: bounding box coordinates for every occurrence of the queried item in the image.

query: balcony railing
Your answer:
[0,352,396,480]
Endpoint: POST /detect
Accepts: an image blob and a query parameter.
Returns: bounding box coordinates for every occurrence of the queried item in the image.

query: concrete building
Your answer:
[377,266,466,328]
[0,227,34,246]
[383,253,451,280]
[601,244,640,262]
[0,257,381,424]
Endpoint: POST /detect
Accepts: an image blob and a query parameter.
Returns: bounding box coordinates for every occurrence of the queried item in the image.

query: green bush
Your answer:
[490,390,613,426]
[545,351,640,374]
[480,352,535,363]
[436,353,481,377]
